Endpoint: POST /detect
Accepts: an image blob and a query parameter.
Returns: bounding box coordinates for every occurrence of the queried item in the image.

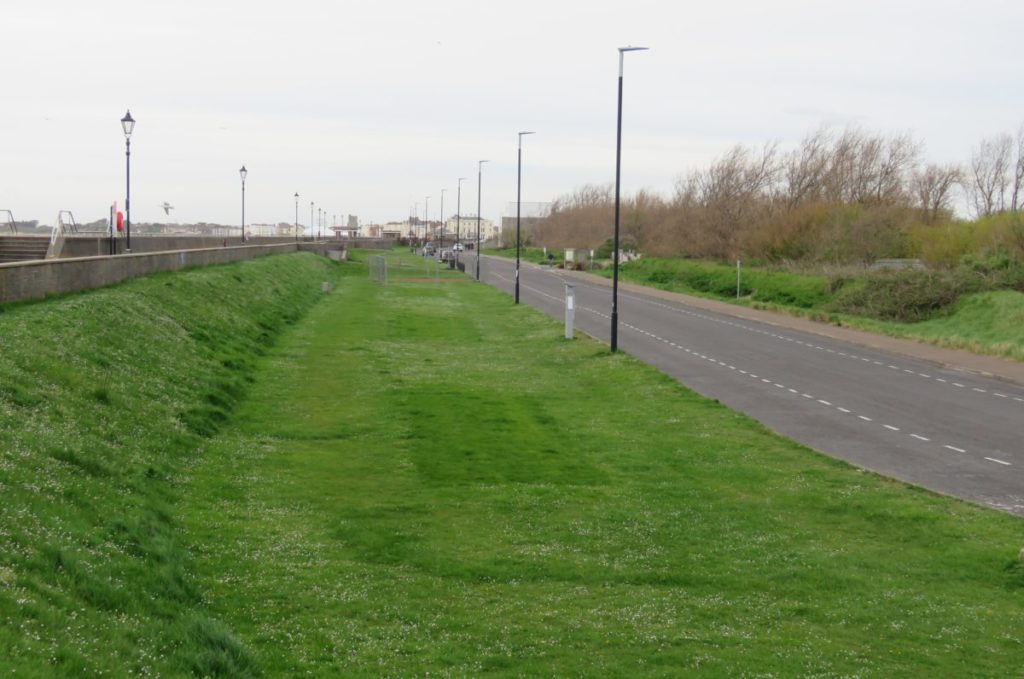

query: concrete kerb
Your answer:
[507,257,1024,386]
[0,242,342,305]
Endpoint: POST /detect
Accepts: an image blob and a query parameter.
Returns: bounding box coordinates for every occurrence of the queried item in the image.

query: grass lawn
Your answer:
[182,250,1024,676]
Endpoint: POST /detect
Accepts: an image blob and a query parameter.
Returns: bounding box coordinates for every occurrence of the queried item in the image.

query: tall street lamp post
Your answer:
[120,110,135,252]
[318,207,322,240]
[294,192,299,243]
[310,201,314,242]
[239,165,247,243]
[611,46,648,353]
[456,177,466,259]
[476,160,489,280]
[439,188,446,250]
[515,131,535,304]
[424,195,430,243]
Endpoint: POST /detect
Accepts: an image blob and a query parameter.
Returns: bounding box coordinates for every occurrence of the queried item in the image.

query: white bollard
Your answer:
[565,283,575,339]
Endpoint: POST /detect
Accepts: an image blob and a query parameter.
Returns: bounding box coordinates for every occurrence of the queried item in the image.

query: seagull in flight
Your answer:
[159,202,174,215]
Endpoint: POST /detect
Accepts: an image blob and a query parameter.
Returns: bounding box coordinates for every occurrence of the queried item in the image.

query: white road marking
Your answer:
[517,275,1016,473]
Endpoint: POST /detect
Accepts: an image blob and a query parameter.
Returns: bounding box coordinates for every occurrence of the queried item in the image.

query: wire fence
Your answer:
[368,254,388,285]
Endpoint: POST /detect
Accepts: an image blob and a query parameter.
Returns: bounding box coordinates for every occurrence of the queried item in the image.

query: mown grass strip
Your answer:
[182,249,1024,676]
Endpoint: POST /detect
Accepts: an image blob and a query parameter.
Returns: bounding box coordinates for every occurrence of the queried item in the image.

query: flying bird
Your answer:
[159,202,174,215]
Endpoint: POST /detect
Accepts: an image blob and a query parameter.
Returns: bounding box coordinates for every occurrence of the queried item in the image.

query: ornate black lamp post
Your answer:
[120,110,135,252]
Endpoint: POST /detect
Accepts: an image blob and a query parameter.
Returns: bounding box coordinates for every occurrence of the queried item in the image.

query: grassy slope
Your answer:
[182,251,1024,676]
[0,253,337,676]
[832,290,1024,362]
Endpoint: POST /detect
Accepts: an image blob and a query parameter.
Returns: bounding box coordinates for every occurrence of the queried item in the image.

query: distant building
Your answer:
[330,225,359,238]
[375,221,405,239]
[500,202,550,244]
[445,214,497,243]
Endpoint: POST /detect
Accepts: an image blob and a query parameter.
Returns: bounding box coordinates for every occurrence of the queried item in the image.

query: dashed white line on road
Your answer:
[944,445,966,453]
[985,457,1012,466]
[911,434,930,442]
[884,425,900,431]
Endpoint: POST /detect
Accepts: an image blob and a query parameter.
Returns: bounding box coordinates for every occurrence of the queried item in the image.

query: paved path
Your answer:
[473,254,1024,516]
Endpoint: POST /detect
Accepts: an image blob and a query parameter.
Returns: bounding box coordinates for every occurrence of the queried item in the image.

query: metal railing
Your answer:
[1,210,15,234]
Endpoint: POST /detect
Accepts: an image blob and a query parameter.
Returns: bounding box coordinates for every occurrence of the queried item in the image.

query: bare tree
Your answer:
[1012,124,1024,212]
[969,133,1013,217]
[784,128,831,208]
[911,163,962,223]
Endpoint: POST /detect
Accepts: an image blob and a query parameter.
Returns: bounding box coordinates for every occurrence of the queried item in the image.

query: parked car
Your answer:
[422,243,436,256]
[452,243,465,252]
[439,248,454,262]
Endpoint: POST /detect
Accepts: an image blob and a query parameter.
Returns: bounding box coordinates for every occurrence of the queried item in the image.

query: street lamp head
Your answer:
[519,131,536,137]
[239,165,247,182]
[294,192,299,199]
[479,159,489,168]
[120,110,135,138]
[618,46,649,75]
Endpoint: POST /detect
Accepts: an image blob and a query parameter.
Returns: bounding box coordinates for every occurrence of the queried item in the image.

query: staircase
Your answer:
[0,236,50,263]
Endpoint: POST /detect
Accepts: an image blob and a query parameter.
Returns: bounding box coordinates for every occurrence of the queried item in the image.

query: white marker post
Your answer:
[736,259,741,298]
[565,283,576,339]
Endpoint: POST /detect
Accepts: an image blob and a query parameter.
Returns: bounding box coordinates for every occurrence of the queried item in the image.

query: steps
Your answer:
[0,236,50,263]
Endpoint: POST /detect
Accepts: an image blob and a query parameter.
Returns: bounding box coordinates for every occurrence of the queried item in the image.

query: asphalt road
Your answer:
[471,254,1024,516]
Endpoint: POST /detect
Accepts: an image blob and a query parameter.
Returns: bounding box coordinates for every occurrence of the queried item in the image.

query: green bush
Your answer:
[825,268,986,322]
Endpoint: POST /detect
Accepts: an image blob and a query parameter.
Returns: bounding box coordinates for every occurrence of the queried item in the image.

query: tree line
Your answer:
[531,125,1024,266]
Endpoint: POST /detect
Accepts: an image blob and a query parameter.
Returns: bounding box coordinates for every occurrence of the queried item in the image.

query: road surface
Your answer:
[471,254,1024,516]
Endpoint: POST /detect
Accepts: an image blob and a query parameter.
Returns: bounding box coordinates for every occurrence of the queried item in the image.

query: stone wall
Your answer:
[60,236,392,258]
[0,243,322,304]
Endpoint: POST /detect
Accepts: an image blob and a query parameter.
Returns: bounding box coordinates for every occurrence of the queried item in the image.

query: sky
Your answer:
[2,0,1023,229]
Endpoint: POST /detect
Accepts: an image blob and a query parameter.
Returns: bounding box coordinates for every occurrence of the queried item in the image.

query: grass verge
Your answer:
[180,250,1024,675]
[0,252,337,676]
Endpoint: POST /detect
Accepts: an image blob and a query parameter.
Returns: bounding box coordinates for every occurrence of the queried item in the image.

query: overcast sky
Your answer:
[3,0,1022,228]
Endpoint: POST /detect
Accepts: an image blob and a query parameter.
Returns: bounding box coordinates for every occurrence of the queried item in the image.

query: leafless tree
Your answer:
[784,128,831,208]
[1012,124,1024,212]
[911,163,963,223]
[969,133,1013,217]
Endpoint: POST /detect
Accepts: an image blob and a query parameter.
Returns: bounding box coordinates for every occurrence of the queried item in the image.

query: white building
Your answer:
[444,214,498,243]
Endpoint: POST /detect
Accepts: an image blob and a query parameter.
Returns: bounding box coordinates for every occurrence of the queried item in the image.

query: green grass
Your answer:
[3,249,1024,675]
[178,251,1024,675]
[835,290,1024,362]
[0,253,338,676]
[486,246,556,265]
